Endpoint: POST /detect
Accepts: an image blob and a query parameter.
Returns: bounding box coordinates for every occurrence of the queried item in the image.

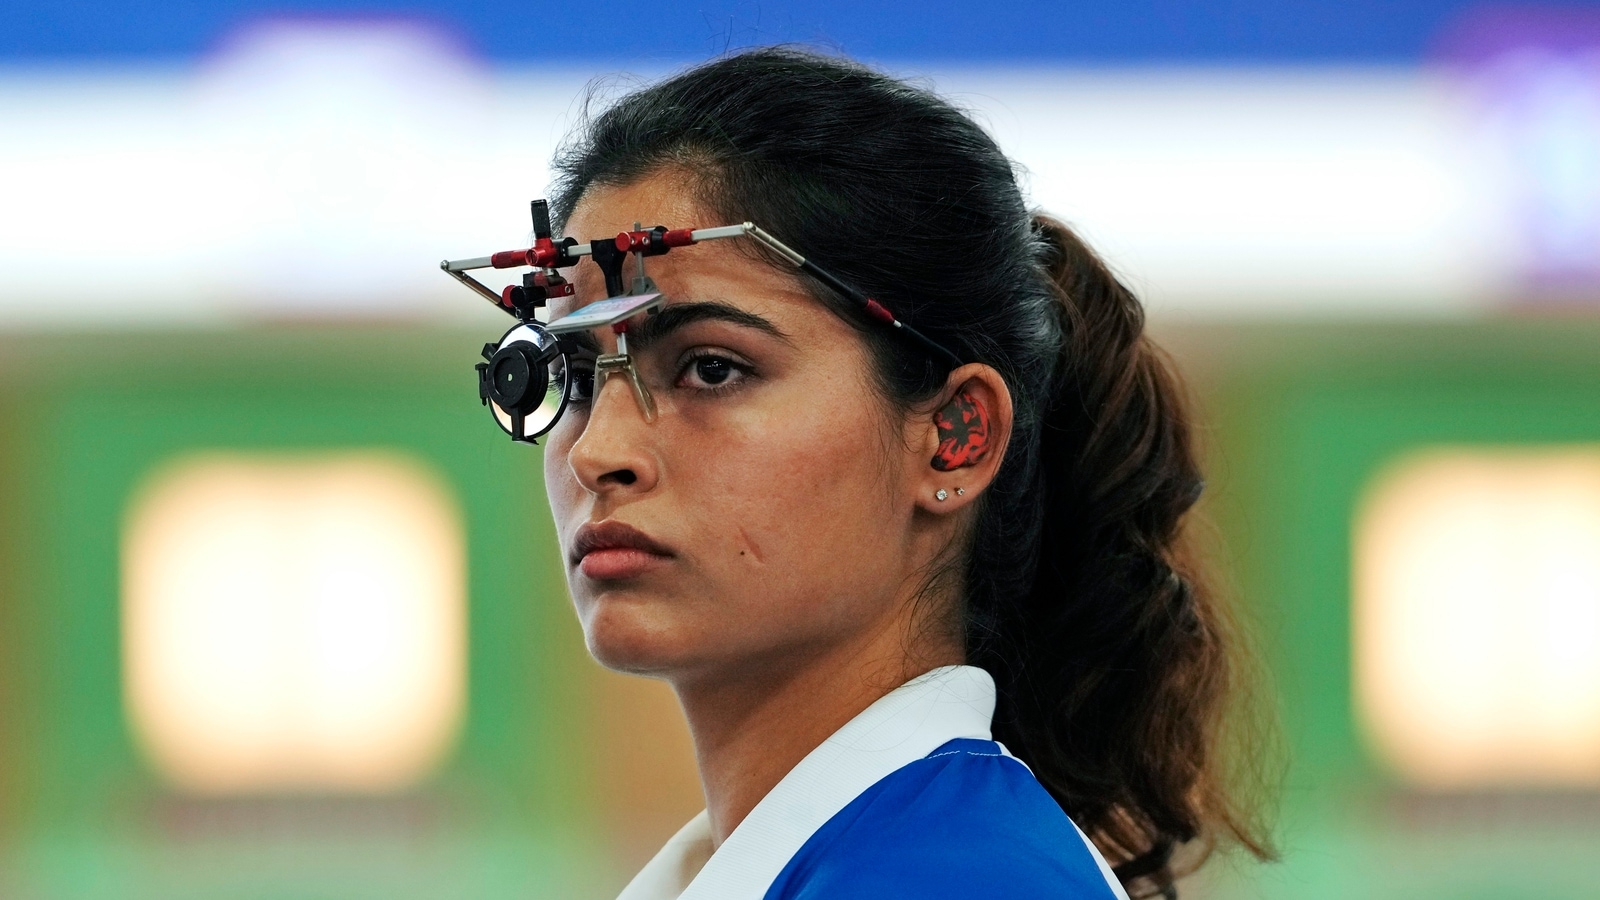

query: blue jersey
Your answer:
[618,666,1128,900]
[766,738,1123,899]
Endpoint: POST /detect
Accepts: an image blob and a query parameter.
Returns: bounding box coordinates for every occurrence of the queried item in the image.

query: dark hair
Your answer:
[550,48,1272,898]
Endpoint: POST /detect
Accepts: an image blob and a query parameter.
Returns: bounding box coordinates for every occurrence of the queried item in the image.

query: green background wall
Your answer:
[1182,321,1600,899]
[1,319,1598,898]
[0,328,612,898]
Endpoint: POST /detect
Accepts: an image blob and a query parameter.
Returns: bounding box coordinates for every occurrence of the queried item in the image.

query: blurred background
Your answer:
[2,2,1599,897]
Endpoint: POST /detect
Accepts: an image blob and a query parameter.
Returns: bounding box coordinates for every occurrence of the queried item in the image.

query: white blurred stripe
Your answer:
[0,28,1522,325]
[0,22,584,328]
[937,68,1515,317]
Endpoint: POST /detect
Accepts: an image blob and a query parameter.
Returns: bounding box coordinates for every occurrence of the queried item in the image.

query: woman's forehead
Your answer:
[550,182,822,326]
[550,254,823,337]
[564,177,706,234]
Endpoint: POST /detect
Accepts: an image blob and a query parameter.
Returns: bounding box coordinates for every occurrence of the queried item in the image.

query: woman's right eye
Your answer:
[566,364,596,404]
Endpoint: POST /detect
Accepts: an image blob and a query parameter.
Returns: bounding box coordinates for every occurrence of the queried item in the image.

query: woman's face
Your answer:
[543,175,939,685]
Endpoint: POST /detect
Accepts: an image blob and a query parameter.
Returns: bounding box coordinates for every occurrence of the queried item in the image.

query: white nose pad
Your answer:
[543,292,666,424]
[594,352,656,422]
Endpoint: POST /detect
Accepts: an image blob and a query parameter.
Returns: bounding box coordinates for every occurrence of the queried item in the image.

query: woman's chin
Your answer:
[579,598,702,675]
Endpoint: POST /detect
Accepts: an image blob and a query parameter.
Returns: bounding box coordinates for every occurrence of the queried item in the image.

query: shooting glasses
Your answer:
[442,200,963,444]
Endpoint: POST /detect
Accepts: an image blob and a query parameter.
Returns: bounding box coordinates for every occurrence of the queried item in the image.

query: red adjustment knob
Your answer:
[615,230,649,253]
[491,249,531,268]
[529,238,561,267]
[529,271,575,298]
[500,285,520,309]
[662,228,695,247]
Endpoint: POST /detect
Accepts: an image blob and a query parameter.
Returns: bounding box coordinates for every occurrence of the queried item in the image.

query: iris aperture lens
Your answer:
[479,323,568,443]
[489,347,542,408]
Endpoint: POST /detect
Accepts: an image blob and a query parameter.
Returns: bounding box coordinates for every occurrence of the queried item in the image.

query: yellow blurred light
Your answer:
[1354,447,1600,789]
[121,451,467,794]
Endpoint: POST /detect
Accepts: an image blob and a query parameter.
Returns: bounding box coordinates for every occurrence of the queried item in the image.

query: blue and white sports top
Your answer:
[617,665,1129,900]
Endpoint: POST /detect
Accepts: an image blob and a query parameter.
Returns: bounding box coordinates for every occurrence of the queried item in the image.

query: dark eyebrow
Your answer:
[560,329,602,356]
[626,300,792,350]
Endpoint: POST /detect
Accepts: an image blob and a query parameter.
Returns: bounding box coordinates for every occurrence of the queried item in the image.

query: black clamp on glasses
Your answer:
[441,199,963,444]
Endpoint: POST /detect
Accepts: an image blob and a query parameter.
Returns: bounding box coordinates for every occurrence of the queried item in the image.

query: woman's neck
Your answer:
[673,627,964,846]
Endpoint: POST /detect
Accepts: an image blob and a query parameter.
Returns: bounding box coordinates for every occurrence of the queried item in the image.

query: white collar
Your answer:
[616,665,996,900]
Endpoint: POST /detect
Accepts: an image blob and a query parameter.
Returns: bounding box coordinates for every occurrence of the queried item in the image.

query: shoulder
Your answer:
[764,739,1125,900]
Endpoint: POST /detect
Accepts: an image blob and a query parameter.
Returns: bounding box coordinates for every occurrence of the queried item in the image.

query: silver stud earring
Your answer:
[956,487,966,496]
[935,489,948,501]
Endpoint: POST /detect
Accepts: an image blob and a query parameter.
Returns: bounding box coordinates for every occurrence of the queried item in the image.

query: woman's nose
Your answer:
[566,369,660,496]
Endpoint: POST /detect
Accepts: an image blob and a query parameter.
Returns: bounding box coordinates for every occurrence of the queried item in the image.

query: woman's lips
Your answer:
[579,547,671,580]
[572,520,674,580]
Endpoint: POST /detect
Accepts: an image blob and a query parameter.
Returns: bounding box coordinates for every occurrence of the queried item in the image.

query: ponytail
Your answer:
[550,47,1273,899]
[973,216,1270,897]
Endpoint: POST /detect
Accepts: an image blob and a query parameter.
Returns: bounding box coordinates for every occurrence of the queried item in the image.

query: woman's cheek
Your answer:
[714,414,880,569]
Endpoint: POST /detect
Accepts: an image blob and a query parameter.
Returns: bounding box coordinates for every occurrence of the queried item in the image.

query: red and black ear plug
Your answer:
[931,391,990,471]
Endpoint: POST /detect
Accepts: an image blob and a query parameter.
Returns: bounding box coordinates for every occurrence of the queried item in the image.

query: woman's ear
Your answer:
[913,363,1013,514]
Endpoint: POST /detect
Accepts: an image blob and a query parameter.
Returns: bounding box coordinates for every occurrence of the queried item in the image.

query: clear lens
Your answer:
[487,323,568,442]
